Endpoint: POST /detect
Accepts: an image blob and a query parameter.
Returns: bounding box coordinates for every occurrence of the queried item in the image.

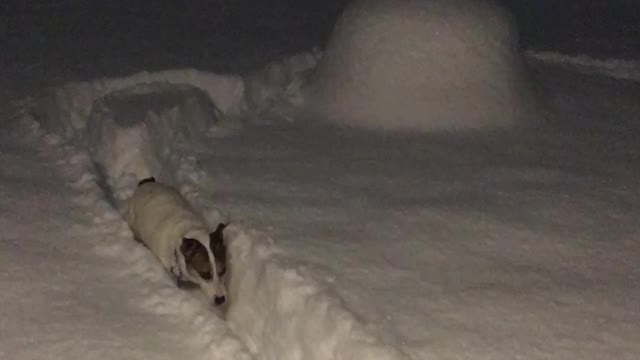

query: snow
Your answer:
[30,69,244,142]
[197,116,640,359]
[304,0,538,131]
[2,10,640,360]
[243,48,322,123]
[0,121,252,360]
[6,70,406,359]
[527,50,640,82]
[86,82,225,206]
[226,230,406,360]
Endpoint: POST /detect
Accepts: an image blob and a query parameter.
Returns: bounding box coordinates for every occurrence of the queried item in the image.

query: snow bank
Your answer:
[31,69,245,141]
[86,82,223,204]
[527,50,640,82]
[225,230,407,360]
[305,0,538,131]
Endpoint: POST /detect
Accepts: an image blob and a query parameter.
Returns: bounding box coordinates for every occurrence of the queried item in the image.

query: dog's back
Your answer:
[126,178,208,259]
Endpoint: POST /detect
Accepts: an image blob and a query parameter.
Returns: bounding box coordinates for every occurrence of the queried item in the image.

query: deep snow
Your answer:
[2,3,640,354]
[0,111,253,360]
[2,51,639,359]
[11,63,407,359]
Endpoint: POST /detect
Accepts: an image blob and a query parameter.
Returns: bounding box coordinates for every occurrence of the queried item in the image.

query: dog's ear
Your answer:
[209,223,227,259]
[180,238,200,261]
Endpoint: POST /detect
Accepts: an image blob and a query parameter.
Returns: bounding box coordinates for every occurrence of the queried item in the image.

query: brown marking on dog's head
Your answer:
[209,223,228,277]
[180,238,213,280]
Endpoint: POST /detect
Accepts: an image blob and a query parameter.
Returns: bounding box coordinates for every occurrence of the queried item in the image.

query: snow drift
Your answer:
[30,69,245,142]
[305,0,538,131]
[24,69,408,360]
[11,44,640,359]
[86,82,224,204]
[226,231,406,360]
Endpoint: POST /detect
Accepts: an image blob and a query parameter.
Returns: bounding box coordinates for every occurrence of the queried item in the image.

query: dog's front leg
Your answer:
[169,250,198,289]
[172,269,198,289]
[176,277,198,289]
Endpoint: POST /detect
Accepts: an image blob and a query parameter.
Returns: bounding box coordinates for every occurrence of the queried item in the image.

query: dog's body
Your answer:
[125,177,227,306]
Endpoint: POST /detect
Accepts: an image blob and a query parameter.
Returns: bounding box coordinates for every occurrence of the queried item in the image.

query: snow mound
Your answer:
[86,82,224,204]
[31,69,245,141]
[305,0,538,131]
[527,50,640,82]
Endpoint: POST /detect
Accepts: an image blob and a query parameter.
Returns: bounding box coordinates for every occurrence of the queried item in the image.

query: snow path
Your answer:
[0,113,253,359]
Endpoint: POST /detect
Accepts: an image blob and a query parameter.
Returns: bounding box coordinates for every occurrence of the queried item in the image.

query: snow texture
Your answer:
[30,69,245,142]
[6,69,407,359]
[86,82,224,206]
[527,50,640,82]
[2,8,640,360]
[0,111,253,360]
[305,0,539,131]
[226,231,406,360]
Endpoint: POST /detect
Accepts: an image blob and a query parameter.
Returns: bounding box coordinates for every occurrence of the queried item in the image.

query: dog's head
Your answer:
[178,223,228,306]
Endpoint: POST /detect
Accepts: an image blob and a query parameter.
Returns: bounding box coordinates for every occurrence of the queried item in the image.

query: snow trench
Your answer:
[26,69,408,360]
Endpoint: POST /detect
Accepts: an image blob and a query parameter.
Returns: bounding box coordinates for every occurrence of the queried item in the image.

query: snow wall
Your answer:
[30,69,246,142]
[86,82,226,207]
[26,69,407,360]
[305,0,539,131]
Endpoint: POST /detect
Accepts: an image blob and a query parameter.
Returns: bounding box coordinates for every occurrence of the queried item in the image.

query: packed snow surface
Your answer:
[2,47,640,360]
[305,0,538,131]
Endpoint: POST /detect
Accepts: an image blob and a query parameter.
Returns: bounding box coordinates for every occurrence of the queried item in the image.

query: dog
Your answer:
[125,177,227,306]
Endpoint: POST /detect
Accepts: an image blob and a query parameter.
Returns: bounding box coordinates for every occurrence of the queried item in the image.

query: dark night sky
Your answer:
[2,1,639,77]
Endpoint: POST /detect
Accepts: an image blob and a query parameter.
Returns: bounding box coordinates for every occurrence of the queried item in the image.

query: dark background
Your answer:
[2,1,639,78]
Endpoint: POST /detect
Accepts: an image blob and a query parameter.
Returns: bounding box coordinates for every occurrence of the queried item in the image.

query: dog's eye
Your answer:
[199,271,212,280]
[218,267,226,277]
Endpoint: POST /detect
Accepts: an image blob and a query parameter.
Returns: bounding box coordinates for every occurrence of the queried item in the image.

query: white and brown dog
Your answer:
[125,177,227,306]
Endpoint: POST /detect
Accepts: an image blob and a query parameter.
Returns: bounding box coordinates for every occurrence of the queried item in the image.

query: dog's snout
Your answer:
[214,295,226,305]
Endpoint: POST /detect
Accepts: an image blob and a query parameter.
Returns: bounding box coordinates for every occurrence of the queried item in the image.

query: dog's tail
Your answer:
[138,177,156,186]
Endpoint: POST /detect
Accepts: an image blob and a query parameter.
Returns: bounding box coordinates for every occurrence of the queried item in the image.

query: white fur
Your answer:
[125,181,226,302]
